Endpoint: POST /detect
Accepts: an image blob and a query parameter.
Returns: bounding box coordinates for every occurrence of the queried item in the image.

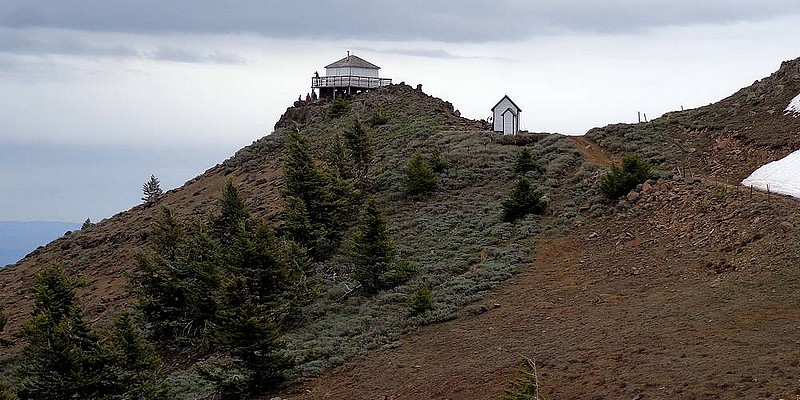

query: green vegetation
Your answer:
[502,178,547,222]
[599,154,653,199]
[343,119,373,179]
[327,97,350,119]
[142,174,163,204]
[503,356,545,400]
[131,181,317,397]
[351,198,413,293]
[369,110,389,126]
[81,218,93,230]
[14,265,170,400]
[514,148,544,174]
[426,147,449,173]
[283,128,353,259]
[408,285,433,315]
[404,153,438,195]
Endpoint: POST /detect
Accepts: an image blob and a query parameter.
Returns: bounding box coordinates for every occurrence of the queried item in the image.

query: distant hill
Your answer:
[0,221,80,266]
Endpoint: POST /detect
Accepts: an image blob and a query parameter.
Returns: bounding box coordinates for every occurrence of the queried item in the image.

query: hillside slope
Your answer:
[0,84,600,394]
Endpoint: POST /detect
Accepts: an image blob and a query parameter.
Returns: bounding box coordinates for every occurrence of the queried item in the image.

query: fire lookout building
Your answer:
[312,53,391,100]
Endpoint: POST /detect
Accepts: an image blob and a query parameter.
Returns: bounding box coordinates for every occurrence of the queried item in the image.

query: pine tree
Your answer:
[404,153,437,196]
[343,118,372,178]
[16,265,106,400]
[282,128,351,259]
[351,198,398,293]
[212,180,249,245]
[101,313,172,400]
[81,218,93,230]
[514,148,544,174]
[141,175,163,204]
[213,277,292,395]
[132,213,220,343]
[501,178,547,222]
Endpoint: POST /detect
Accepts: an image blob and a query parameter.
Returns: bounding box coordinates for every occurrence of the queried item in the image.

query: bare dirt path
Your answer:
[569,136,615,168]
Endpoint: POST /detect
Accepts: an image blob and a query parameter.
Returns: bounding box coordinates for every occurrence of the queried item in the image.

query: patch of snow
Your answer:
[742,149,800,198]
[785,92,800,116]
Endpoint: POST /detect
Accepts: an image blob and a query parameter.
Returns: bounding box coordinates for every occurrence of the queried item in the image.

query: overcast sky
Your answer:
[1,1,800,222]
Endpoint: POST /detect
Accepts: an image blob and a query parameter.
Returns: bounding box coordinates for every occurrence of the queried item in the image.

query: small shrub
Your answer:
[404,153,437,196]
[370,111,389,126]
[503,356,544,400]
[599,154,653,199]
[427,148,449,173]
[502,178,547,222]
[514,148,544,174]
[327,98,350,119]
[408,286,433,315]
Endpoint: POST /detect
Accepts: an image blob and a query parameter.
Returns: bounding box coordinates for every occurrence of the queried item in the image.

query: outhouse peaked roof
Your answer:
[491,95,522,113]
[325,55,381,70]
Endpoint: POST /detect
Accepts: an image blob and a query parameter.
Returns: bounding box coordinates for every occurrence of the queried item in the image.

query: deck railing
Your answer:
[312,76,391,89]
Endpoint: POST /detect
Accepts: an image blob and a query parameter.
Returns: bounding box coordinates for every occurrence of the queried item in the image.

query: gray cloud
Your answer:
[148,47,246,64]
[0,29,246,65]
[1,1,799,43]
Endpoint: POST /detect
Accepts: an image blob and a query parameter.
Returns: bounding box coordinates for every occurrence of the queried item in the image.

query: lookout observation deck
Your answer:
[312,53,391,99]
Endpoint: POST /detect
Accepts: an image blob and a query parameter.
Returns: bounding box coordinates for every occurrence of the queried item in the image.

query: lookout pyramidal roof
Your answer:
[325,54,381,70]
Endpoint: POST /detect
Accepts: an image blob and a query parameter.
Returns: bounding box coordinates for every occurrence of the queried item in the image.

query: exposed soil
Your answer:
[277,139,800,400]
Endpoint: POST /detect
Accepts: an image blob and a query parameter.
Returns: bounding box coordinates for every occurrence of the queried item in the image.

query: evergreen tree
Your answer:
[325,133,354,181]
[213,277,292,395]
[81,218,93,230]
[101,313,172,400]
[16,265,106,400]
[212,180,249,245]
[141,175,163,204]
[599,154,653,199]
[514,148,544,174]
[148,207,183,261]
[351,198,403,293]
[404,153,437,196]
[132,214,220,343]
[501,178,547,222]
[282,128,351,259]
[343,118,372,178]
[426,147,449,173]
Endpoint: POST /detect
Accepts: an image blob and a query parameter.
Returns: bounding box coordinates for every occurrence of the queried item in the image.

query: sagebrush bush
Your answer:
[599,153,653,199]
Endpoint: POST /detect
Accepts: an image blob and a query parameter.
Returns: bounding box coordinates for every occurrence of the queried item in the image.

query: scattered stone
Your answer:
[627,191,640,201]
[641,182,653,193]
[779,221,793,232]
[588,232,600,239]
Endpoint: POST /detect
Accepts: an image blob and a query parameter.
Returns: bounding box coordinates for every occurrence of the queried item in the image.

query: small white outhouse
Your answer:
[491,95,522,135]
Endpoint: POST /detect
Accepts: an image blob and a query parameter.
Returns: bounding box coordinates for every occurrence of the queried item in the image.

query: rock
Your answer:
[780,221,793,232]
[626,191,640,201]
[641,182,653,193]
[579,203,591,212]
[588,232,600,239]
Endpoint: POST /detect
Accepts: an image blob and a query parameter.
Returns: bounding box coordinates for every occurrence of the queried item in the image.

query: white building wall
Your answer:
[492,97,519,134]
[326,67,379,77]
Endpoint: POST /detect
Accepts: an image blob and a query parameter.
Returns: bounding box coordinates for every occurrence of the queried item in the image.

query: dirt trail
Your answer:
[569,136,615,168]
